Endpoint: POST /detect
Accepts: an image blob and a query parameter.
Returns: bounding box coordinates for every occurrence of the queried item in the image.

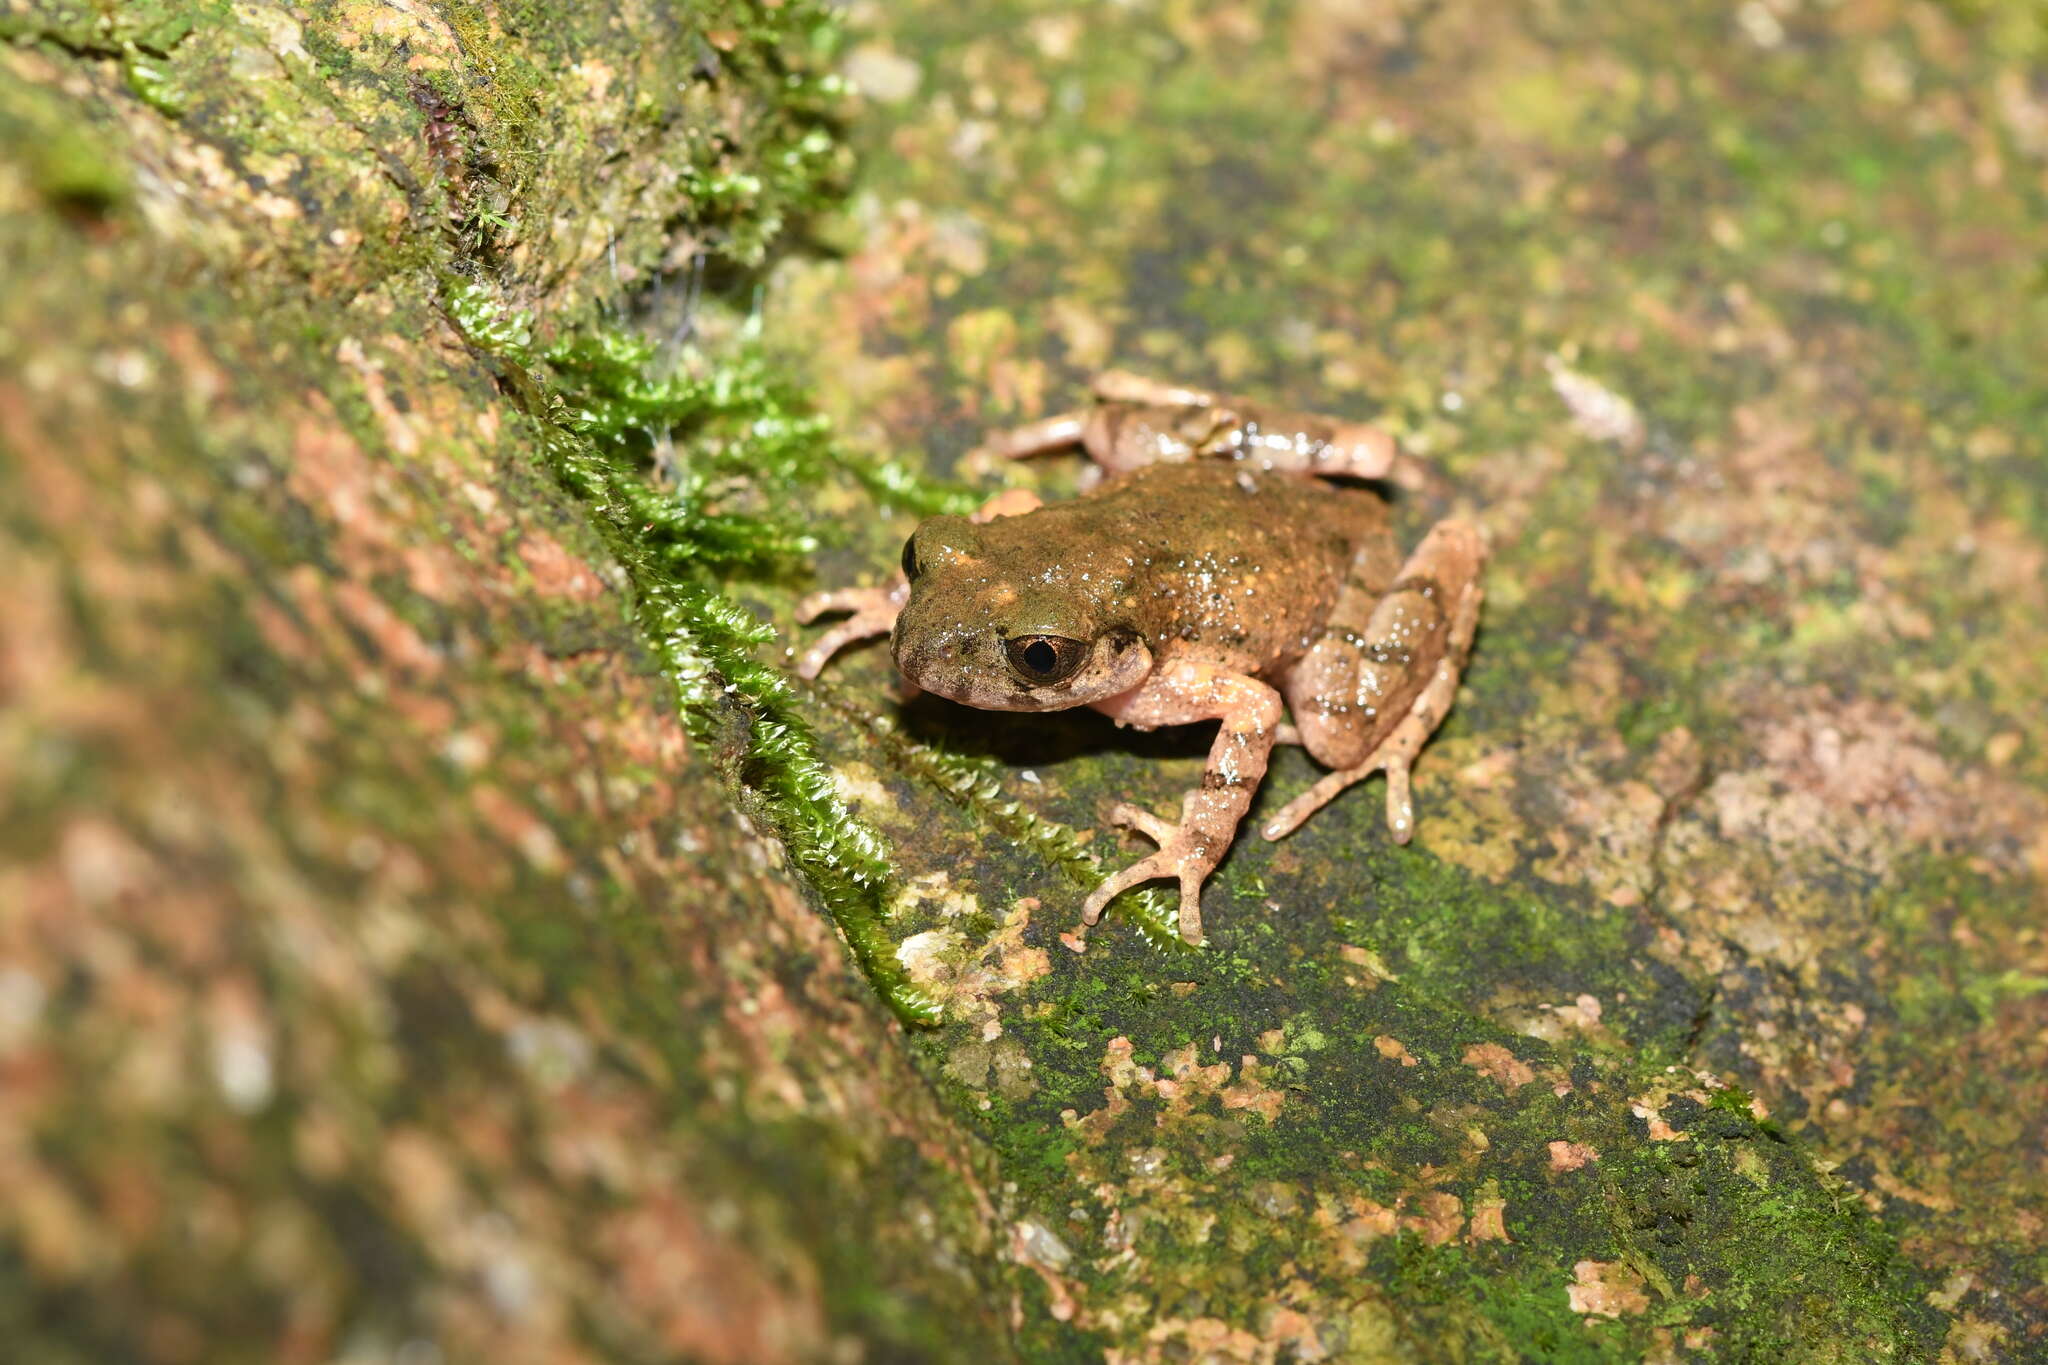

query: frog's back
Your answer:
[1013,463,1388,668]
[1077,461,1379,555]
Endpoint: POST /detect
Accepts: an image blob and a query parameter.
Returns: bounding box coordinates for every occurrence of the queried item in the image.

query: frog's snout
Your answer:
[888,617,963,691]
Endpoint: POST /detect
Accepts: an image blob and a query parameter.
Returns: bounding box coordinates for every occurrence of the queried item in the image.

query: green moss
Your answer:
[358,0,993,1026]
[835,703,1190,947]
[1,0,217,118]
[120,46,187,117]
[0,64,128,217]
[440,281,986,1023]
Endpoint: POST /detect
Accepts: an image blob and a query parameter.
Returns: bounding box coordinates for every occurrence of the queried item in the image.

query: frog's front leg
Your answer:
[1082,662,1284,944]
[793,578,909,679]
[979,412,1091,461]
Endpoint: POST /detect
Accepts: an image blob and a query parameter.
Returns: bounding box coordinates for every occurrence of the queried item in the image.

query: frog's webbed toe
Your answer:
[1081,802,1222,945]
[1261,743,1412,845]
[1103,800,1178,844]
[1304,422,1399,480]
[793,579,907,679]
[1083,862,1198,944]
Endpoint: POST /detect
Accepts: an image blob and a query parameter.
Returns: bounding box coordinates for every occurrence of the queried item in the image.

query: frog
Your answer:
[796,371,1486,945]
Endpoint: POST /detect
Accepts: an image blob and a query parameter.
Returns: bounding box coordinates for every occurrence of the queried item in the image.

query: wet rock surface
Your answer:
[2,0,2044,1361]
[770,0,2047,1357]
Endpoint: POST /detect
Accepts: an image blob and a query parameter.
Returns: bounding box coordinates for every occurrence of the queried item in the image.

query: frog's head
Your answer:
[890,515,1151,711]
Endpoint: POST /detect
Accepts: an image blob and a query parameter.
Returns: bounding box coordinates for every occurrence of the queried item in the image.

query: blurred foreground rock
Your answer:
[0,3,1007,1361]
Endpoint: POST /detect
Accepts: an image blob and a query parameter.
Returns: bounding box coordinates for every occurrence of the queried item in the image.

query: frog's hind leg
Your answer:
[1231,404,1400,481]
[981,398,1169,487]
[1265,520,1486,842]
[1097,372,1399,481]
[1264,579,1481,842]
[975,411,1114,489]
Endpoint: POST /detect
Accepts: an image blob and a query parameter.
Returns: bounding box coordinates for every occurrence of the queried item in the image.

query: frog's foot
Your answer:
[1383,452,1441,495]
[969,487,1044,521]
[1082,801,1223,945]
[979,412,1089,461]
[1090,370,1219,408]
[1296,422,1399,480]
[1261,578,1483,843]
[794,579,907,679]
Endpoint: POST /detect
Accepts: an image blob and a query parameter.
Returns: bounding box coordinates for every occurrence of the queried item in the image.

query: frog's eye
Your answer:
[900,535,920,580]
[1004,634,1087,686]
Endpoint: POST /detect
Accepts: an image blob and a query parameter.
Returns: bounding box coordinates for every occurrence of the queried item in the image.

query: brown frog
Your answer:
[797,372,1486,944]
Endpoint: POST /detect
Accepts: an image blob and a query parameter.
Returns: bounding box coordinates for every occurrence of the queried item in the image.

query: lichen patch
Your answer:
[1567,1260,1650,1319]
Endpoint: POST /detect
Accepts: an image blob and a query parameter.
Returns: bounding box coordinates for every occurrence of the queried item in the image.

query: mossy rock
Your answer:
[2,0,2044,1361]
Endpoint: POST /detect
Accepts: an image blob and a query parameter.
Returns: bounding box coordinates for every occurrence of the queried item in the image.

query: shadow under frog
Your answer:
[800,371,1488,945]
